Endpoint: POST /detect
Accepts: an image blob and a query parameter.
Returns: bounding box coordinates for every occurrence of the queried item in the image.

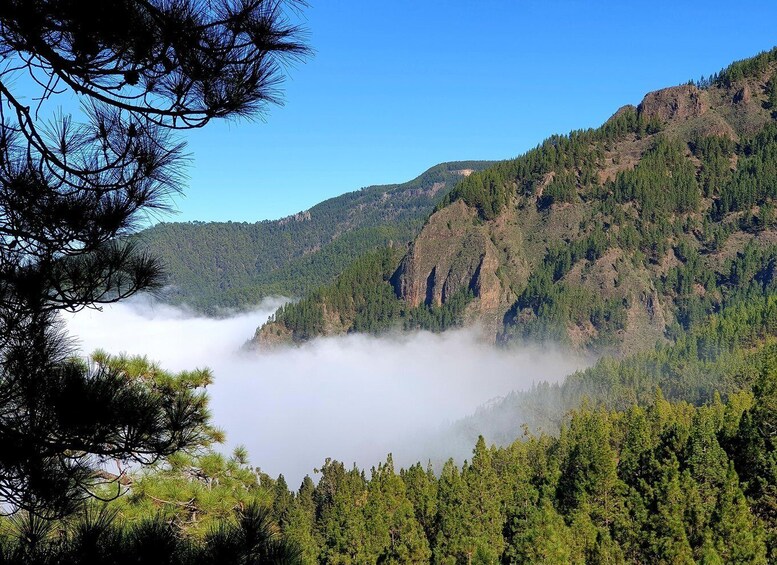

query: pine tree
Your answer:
[766,74,777,110]
[556,410,624,528]
[401,462,439,543]
[460,437,505,561]
[711,464,768,563]
[731,360,777,556]
[505,497,574,564]
[364,454,431,563]
[283,476,321,565]
[433,459,466,565]
[683,408,729,544]
[272,474,294,528]
[0,0,308,518]
[315,460,369,563]
[648,458,695,564]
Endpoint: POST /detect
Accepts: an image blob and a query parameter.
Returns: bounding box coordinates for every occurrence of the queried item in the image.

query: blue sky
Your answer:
[171,1,777,223]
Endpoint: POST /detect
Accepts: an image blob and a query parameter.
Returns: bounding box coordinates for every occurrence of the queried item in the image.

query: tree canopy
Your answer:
[0,0,308,518]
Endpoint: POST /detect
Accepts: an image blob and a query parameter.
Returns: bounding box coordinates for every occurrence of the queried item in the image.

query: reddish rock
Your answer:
[638,84,708,123]
[391,200,503,309]
[734,84,752,104]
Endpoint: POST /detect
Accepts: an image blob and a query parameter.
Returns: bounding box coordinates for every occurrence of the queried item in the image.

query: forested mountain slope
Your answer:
[22,49,777,565]
[254,48,777,355]
[66,296,777,563]
[138,161,493,312]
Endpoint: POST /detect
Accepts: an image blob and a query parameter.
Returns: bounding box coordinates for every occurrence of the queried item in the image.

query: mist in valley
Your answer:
[64,297,588,486]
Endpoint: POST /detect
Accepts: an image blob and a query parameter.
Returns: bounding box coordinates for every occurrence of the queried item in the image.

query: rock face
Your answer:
[638,84,708,123]
[734,85,752,104]
[250,53,777,355]
[391,200,503,308]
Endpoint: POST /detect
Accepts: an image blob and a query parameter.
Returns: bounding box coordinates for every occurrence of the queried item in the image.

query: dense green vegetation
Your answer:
[265,248,403,340]
[402,288,474,333]
[502,225,625,346]
[11,298,777,563]
[0,501,301,564]
[11,48,777,565]
[276,292,777,563]
[767,73,777,111]
[139,161,493,313]
[262,121,777,351]
[456,288,777,444]
[610,137,700,218]
[714,46,777,87]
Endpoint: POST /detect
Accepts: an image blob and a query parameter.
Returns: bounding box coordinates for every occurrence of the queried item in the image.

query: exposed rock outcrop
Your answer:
[391,200,503,309]
[638,84,708,123]
[734,84,751,104]
[249,53,777,356]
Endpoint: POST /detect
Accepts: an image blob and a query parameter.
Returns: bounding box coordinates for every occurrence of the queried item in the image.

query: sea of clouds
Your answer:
[64,297,587,486]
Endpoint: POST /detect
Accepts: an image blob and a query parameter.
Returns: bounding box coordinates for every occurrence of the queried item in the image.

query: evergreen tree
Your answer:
[683,408,728,543]
[557,410,624,528]
[283,476,321,565]
[711,464,768,563]
[433,459,467,565]
[731,360,777,558]
[505,497,574,564]
[459,437,505,561]
[315,460,369,563]
[273,474,294,528]
[401,462,439,543]
[0,0,308,518]
[766,74,777,110]
[364,454,431,563]
[648,458,695,564]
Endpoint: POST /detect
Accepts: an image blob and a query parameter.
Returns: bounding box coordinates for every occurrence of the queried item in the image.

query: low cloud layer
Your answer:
[64,298,587,486]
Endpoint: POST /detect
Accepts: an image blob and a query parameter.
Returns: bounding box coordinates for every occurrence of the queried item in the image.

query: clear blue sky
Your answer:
[170,1,777,223]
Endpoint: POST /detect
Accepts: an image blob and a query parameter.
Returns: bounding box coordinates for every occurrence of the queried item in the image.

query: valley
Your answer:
[4,3,777,559]
[102,47,777,560]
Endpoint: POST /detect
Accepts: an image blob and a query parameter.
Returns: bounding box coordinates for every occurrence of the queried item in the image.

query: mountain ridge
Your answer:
[253,47,777,354]
[137,160,494,313]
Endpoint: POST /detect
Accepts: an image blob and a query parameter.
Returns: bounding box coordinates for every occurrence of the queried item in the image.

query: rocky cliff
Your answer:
[252,48,777,355]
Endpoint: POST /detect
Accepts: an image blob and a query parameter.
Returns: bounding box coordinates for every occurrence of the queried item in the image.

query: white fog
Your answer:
[64,297,587,486]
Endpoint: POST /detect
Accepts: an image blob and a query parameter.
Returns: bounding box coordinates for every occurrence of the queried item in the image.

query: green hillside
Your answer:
[10,48,777,565]
[254,47,777,355]
[138,161,493,312]
[29,295,777,563]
